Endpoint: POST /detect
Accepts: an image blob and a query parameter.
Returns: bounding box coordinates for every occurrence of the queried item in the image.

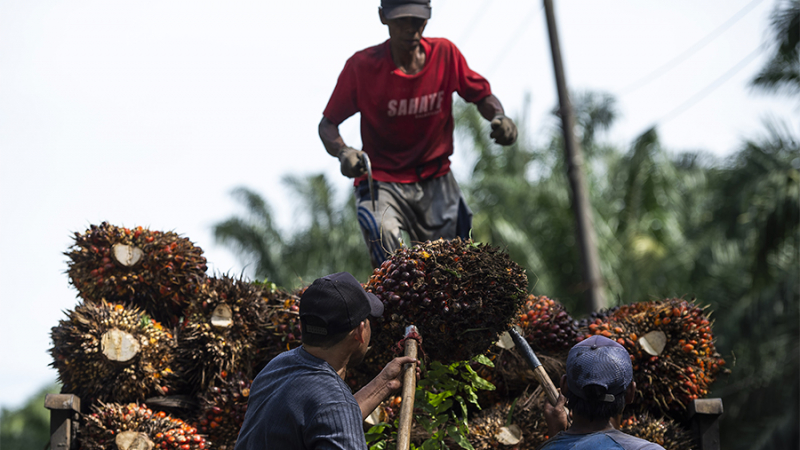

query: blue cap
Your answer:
[299,272,384,336]
[566,335,633,403]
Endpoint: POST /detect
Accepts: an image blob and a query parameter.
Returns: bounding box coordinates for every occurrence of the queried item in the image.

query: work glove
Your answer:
[338,147,367,178]
[490,115,518,146]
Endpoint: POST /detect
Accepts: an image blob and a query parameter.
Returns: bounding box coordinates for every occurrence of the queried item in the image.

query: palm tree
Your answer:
[751,0,800,96]
[703,123,799,450]
[280,174,372,286]
[213,187,285,283]
[213,177,371,289]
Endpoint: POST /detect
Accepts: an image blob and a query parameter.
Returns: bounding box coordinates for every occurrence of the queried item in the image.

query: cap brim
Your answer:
[383,4,431,20]
[366,292,384,318]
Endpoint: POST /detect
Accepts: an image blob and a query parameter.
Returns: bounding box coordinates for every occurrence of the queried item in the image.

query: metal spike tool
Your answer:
[361,152,376,211]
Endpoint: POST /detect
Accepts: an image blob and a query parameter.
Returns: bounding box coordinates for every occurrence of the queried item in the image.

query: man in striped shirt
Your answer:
[235,272,417,449]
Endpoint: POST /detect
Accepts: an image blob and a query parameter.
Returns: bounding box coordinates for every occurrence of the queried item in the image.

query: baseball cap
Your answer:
[381,0,432,20]
[300,272,384,336]
[566,335,633,403]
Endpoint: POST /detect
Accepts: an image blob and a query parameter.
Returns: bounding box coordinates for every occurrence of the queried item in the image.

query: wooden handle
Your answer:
[508,328,560,406]
[396,338,418,450]
[533,365,560,406]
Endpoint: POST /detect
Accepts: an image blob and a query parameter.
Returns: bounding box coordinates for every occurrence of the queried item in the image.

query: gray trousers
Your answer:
[356,171,473,268]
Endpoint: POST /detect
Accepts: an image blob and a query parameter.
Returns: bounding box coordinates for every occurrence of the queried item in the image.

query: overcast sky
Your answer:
[1,0,797,409]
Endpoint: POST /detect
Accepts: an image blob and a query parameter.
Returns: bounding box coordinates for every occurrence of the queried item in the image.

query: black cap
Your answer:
[566,335,634,403]
[381,0,432,20]
[299,272,384,336]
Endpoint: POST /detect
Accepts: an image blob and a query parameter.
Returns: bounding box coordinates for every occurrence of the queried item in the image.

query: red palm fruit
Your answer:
[578,298,727,420]
[175,275,270,394]
[66,222,207,325]
[194,371,252,449]
[515,295,579,355]
[50,300,176,405]
[365,238,528,369]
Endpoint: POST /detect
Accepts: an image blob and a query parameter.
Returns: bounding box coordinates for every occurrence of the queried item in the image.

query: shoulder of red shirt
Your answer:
[347,37,462,64]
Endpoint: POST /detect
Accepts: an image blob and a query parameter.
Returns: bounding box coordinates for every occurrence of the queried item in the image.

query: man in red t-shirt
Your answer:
[319,0,517,268]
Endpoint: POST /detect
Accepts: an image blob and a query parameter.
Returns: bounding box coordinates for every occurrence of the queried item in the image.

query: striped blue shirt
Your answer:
[235,346,367,450]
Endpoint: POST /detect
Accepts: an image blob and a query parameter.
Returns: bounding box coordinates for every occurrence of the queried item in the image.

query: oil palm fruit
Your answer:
[365,238,528,365]
[579,298,726,419]
[50,300,175,405]
[253,287,303,373]
[468,389,550,450]
[175,275,270,394]
[619,414,695,450]
[515,295,579,355]
[195,371,251,449]
[81,402,209,450]
[66,222,208,325]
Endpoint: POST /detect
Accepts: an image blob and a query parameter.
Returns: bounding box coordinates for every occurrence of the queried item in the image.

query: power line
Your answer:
[457,0,496,45]
[485,4,543,78]
[618,0,764,96]
[655,45,763,126]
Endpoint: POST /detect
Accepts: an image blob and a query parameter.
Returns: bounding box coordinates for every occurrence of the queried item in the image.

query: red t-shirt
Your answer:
[323,37,492,183]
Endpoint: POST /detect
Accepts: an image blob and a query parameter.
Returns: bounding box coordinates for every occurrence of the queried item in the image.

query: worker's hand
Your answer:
[377,356,420,392]
[490,115,517,146]
[543,389,569,437]
[337,147,367,178]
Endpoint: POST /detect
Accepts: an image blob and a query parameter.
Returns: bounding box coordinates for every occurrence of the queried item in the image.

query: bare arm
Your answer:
[353,356,419,420]
[319,116,347,157]
[475,94,506,121]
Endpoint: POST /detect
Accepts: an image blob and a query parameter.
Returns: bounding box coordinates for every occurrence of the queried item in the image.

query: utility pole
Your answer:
[542,0,607,312]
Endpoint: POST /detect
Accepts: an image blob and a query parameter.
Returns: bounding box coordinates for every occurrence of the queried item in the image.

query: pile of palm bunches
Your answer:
[365,238,528,365]
[515,295,579,355]
[253,287,303,370]
[619,414,695,450]
[80,402,209,450]
[175,275,270,394]
[579,298,726,419]
[467,390,550,450]
[66,222,208,325]
[50,301,176,405]
[195,371,252,449]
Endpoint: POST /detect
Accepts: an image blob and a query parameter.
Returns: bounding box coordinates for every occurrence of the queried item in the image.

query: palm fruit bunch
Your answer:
[515,295,579,355]
[575,306,621,329]
[253,287,303,371]
[50,301,176,405]
[619,414,695,450]
[467,389,550,450]
[175,275,270,394]
[373,395,403,424]
[365,238,528,365]
[579,298,726,418]
[81,402,209,450]
[66,222,208,325]
[195,371,252,450]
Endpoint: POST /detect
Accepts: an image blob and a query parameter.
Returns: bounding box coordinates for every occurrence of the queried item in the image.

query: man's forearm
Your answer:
[319,117,347,157]
[476,94,505,121]
[353,378,393,420]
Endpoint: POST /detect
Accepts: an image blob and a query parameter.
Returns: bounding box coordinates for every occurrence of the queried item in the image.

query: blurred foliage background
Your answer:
[5,2,796,450]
